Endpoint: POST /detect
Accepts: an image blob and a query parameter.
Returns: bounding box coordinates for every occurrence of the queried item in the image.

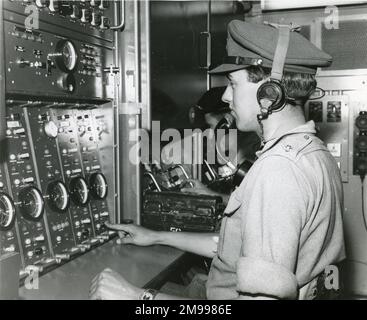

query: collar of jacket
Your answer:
[256,121,317,157]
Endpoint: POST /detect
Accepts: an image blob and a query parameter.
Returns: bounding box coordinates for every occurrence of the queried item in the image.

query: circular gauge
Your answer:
[58,73,76,93]
[55,40,78,73]
[18,187,45,221]
[47,181,69,212]
[89,173,108,199]
[0,193,16,231]
[69,177,89,206]
[44,120,58,138]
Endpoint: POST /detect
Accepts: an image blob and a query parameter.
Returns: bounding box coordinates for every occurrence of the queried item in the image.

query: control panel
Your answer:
[4,18,113,99]
[74,109,110,237]
[0,0,116,280]
[4,0,115,38]
[51,108,97,245]
[353,111,367,177]
[6,103,52,267]
[305,94,350,182]
[24,105,76,257]
[0,162,19,257]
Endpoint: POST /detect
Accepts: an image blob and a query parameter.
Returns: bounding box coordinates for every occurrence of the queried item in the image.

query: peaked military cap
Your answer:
[209,20,332,75]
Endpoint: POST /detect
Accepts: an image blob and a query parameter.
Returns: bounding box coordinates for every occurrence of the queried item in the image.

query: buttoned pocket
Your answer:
[217,197,243,265]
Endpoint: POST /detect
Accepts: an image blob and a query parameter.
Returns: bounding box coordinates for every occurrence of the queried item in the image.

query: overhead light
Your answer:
[261,0,367,11]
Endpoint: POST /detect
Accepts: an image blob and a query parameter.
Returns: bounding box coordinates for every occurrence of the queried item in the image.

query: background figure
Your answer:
[185,86,261,201]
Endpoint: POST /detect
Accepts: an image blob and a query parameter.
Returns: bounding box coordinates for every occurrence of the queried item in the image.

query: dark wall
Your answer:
[150,1,245,130]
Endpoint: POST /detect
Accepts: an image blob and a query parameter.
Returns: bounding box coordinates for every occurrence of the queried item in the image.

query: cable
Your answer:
[308,87,326,100]
[361,175,367,233]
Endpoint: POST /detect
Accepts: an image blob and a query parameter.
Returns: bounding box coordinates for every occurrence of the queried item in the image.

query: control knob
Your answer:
[91,11,101,27]
[48,0,59,13]
[90,0,101,7]
[99,0,109,9]
[34,235,45,242]
[18,186,45,221]
[70,4,82,19]
[99,16,110,30]
[0,193,16,231]
[44,120,58,138]
[58,73,76,93]
[81,8,91,23]
[35,0,50,8]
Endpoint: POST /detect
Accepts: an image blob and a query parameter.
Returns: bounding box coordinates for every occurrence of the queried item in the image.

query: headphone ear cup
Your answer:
[257,81,286,112]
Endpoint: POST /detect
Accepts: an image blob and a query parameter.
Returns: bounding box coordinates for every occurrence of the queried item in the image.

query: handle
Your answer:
[144,172,162,192]
[198,31,211,69]
[110,0,125,31]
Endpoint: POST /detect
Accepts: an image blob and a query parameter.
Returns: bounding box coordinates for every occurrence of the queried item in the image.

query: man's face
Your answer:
[222,69,262,132]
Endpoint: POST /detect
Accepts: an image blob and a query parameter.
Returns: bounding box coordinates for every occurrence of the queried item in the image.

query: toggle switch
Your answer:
[91,11,101,27]
[17,59,31,68]
[77,243,91,250]
[13,128,25,135]
[18,153,30,160]
[48,0,59,13]
[80,8,91,23]
[3,245,16,253]
[25,264,43,274]
[97,235,109,241]
[99,16,109,30]
[23,177,35,184]
[70,247,81,255]
[35,0,49,8]
[55,254,70,262]
[81,218,91,224]
[34,235,45,242]
[90,238,100,245]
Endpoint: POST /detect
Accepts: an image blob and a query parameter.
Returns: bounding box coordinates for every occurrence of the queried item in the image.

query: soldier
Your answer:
[90,20,345,300]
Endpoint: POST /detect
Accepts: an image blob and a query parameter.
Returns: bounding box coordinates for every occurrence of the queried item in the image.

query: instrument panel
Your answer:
[0,0,116,281]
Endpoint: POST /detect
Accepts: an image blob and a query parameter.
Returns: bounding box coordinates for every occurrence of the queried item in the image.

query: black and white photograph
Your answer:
[0,0,365,305]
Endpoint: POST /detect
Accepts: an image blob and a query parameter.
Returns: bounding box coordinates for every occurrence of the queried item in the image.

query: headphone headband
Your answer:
[256,23,299,120]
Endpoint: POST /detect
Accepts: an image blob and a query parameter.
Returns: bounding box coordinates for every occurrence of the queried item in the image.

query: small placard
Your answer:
[327,143,342,157]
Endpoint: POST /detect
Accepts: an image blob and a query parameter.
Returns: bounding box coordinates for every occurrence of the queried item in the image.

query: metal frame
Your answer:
[0,0,5,143]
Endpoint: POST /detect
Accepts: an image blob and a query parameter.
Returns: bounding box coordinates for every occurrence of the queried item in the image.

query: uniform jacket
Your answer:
[206,121,345,300]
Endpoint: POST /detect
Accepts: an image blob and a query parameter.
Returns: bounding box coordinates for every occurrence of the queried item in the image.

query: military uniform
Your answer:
[206,121,345,299]
[204,20,345,299]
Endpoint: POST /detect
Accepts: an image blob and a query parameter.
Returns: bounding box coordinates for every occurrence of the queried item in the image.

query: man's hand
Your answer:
[105,222,159,246]
[89,268,143,300]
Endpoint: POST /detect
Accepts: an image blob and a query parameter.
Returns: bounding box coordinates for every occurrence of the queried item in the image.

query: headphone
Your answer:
[256,23,296,121]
